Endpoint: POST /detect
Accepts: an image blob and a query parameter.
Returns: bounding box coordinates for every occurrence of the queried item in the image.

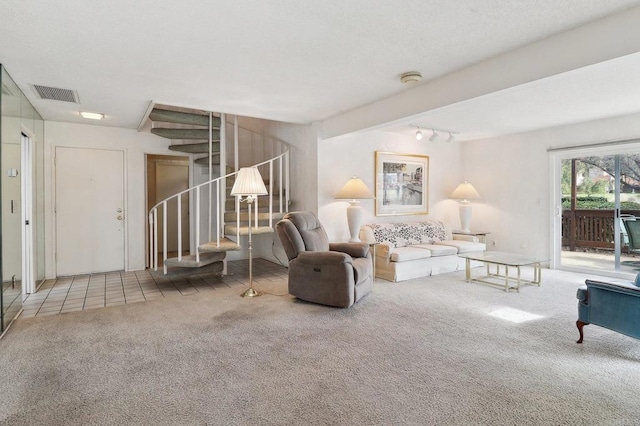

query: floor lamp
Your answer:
[449,181,481,233]
[230,167,268,298]
[335,176,374,242]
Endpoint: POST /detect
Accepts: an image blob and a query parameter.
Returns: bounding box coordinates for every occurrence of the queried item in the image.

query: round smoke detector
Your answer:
[400,71,422,84]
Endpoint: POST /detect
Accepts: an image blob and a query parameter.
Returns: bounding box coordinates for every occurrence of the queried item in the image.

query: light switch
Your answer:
[7,168,18,178]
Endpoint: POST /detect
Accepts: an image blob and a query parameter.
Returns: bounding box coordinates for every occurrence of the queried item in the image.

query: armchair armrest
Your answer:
[297,251,352,265]
[584,279,640,297]
[576,286,588,302]
[329,242,369,258]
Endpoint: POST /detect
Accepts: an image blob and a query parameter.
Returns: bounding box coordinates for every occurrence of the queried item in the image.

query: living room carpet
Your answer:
[1,264,639,425]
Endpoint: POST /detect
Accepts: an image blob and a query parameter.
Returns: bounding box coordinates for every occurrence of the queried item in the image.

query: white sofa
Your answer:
[359,221,486,282]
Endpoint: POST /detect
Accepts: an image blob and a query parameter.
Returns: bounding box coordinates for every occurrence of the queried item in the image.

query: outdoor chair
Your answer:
[622,218,640,252]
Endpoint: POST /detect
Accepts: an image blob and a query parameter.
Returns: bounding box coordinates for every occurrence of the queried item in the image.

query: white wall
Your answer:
[44,121,172,277]
[317,130,463,241]
[462,111,640,260]
[252,120,318,264]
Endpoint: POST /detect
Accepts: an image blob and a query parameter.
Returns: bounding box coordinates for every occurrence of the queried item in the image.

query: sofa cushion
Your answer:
[435,240,486,254]
[366,221,446,248]
[390,246,432,262]
[413,244,458,257]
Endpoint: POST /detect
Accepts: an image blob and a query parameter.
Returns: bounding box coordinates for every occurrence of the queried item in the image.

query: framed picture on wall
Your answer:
[375,151,429,216]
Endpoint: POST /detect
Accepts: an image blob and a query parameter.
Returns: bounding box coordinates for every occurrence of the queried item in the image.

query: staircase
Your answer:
[147,105,289,276]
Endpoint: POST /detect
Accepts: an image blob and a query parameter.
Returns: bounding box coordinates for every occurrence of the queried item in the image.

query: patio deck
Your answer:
[561,249,640,276]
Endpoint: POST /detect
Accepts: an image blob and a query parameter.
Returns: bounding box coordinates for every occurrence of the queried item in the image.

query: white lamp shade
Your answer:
[335,177,374,200]
[449,181,481,201]
[230,167,268,196]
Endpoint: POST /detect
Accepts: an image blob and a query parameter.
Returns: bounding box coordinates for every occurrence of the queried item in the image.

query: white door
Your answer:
[55,147,125,275]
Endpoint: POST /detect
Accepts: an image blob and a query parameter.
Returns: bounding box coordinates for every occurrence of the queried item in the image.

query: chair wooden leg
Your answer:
[576,320,588,344]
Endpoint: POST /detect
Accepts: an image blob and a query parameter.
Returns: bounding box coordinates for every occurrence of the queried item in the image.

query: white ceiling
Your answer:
[1,0,640,139]
[386,52,640,141]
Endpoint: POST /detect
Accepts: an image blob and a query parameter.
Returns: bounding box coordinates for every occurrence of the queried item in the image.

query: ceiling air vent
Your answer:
[32,84,79,103]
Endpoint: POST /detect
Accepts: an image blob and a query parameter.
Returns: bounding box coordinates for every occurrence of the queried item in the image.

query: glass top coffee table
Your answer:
[458,251,543,292]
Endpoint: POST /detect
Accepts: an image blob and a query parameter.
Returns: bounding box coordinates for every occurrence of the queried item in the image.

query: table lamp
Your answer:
[335,176,374,242]
[449,181,481,233]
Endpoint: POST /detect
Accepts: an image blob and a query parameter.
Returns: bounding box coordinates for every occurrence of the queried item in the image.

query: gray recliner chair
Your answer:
[276,211,373,308]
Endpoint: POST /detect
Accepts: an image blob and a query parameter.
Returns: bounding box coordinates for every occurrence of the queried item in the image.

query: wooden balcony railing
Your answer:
[562,209,640,250]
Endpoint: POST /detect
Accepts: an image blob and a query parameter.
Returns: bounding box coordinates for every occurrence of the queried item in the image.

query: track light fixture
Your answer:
[410,126,458,142]
[410,124,424,140]
[446,132,455,143]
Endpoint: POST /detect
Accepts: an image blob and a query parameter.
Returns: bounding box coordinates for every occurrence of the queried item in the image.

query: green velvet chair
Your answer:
[622,218,640,252]
[276,211,373,308]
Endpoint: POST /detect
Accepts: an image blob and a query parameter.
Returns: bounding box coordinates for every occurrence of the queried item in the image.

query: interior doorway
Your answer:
[146,155,190,266]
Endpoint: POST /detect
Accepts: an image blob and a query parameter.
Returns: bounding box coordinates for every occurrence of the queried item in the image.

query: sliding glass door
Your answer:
[553,143,640,277]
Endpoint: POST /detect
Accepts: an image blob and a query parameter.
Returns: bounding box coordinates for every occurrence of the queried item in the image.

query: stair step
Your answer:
[164,251,226,268]
[149,108,221,127]
[194,154,221,165]
[198,237,241,253]
[224,225,275,236]
[169,142,221,154]
[226,198,285,210]
[150,260,224,279]
[152,128,221,140]
[224,211,286,222]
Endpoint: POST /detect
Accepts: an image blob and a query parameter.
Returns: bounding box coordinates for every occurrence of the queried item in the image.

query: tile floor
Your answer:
[20,259,288,318]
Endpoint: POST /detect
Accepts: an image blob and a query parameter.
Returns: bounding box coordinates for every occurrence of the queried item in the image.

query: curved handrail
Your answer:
[149,151,289,273]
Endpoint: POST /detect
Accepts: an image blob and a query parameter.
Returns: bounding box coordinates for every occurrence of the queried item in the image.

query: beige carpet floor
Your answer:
[1,263,639,425]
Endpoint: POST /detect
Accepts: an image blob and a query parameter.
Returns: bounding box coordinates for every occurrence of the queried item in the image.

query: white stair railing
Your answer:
[149,150,289,274]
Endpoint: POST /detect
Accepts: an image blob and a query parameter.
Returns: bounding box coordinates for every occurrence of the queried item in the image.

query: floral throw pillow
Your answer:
[367,221,446,248]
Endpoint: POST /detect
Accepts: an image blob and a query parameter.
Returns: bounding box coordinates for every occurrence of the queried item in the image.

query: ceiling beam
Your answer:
[320,5,640,139]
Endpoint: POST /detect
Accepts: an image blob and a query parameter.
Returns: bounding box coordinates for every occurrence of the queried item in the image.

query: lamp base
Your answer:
[240,287,262,298]
[347,201,363,242]
[458,202,472,234]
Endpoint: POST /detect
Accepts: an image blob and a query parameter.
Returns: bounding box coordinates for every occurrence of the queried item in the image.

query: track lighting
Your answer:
[446,132,454,143]
[411,125,457,142]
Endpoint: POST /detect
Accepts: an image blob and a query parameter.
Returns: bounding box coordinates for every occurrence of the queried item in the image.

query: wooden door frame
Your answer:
[144,153,191,269]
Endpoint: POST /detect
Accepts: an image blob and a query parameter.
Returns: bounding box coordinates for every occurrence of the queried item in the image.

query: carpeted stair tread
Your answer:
[194,154,221,165]
[152,128,220,141]
[224,211,286,222]
[169,142,221,153]
[198,237,241,253]
[224,225,274,236]
[164,251,226,268]
[226,198,285,210]
[149,108,221,127]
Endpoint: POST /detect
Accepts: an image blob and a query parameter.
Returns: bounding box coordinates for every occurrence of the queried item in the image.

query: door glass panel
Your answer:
[0,66,44,331]
[1,66,23,330]
[560,153,640,275]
